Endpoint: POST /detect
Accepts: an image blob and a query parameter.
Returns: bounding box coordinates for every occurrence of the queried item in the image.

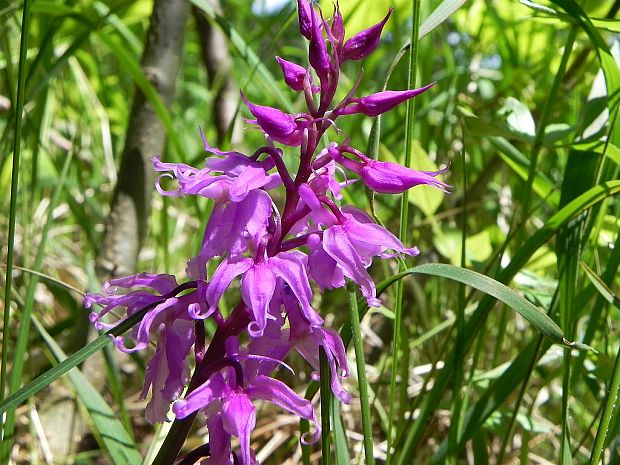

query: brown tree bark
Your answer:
[193,0,241,144]
[96,0,190,279]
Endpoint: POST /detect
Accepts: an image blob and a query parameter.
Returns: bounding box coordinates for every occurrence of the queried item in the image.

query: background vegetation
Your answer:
[1,0,619,464]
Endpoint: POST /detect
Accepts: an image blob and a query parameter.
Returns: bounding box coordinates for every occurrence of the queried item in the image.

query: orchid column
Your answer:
[85,1,449,463]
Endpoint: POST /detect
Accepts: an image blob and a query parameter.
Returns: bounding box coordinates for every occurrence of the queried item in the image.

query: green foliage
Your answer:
[1,0,618,463]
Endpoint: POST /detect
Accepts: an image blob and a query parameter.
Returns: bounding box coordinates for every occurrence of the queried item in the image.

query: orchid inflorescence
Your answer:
[85,1,449,463]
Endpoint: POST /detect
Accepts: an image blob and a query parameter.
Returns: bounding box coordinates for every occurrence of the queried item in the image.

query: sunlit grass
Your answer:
[1,0,619,464]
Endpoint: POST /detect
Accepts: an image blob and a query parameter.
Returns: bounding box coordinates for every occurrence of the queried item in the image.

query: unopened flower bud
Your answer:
[342,7,393,62]
[336,83,435,117]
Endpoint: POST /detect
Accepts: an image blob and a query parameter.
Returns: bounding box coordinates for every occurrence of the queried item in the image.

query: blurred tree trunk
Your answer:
[96,0,189,279]
[193,0,241,144]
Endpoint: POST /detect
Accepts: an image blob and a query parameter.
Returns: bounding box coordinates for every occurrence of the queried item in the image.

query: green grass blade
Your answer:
[331,396,349,465]
[2,151,73,463]
[590,337,620,465]
[419,0,467,39]
[348,283,375,465]
[1,0,32,413]
[0,302,154,416]
[407,263,576,347]
[396,180,620,464]
[30,315,142,465]
[388,0,423,461]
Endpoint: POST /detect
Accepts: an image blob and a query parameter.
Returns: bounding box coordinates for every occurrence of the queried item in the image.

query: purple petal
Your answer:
[241,263,277,337]
[307,233,345,290]
[269,251,323,325]
[275,56,318,93]
[172,372,228,418]
[342,8,392,61]
[246,375,320,444]
[361,158,451,194]
[323,225,380,307]
[297,0,315,39]
[206,258,253,314]
[241,93,304,146]
[221,393,256,465]
[204,415,233,465]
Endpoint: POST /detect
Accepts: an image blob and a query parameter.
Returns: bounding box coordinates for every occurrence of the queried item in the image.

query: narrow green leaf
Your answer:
[580,261,620,308]
[31,316,142,465]
[348,283,375,465]
[409,264,571,345]
[331,397,349,465]
[0,303,153,416]
[419,0,468,39]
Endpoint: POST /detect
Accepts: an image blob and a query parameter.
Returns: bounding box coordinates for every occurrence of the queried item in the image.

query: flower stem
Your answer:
[348,282,375,465]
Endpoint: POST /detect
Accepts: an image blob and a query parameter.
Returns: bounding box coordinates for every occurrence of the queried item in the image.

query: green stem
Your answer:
[319,346,332,465]
[387,0,422,462]
[348,283,375,465]
[590,338,620,465]
[1,0,33,457]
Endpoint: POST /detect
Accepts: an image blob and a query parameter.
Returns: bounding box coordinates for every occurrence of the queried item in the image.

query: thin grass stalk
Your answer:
[387,0,423,461]
[447,147,468,462]
[348,283,375,465]
[2,151,73,463]
[590,339,620,465]
[1,0,32,454]
[319,346,332,465]
[518,29,577,238]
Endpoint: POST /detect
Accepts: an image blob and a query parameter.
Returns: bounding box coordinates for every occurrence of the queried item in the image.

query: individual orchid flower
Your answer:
[204,250,323,337]
[335,83,435,117]
[329,145,451,194]
[173,338,320,464]
[342,7,393,62]
[85,275,207,423]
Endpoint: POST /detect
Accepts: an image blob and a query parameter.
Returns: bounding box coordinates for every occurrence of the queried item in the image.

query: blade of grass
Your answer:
[388,0,423,461]
[590,335,620,465]
[2,151,73,462]
[396,180,620,465]
[348,282,375,465]
[1,0,32,418]
[331,396,349,465]
[30,315,142,465]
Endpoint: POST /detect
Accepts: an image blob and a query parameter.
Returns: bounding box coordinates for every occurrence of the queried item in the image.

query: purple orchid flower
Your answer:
[329,145,451,194]
[205,250,323,336]
[86,275,207,422]
[173,337,320,464]
[85,2,449,463]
